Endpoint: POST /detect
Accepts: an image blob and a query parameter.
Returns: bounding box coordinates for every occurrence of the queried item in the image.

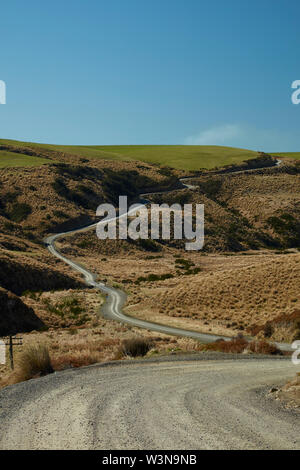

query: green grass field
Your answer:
[0,150,50,168]
[63,145,258,170]
[0,139,299,170]
[0,140,258,170]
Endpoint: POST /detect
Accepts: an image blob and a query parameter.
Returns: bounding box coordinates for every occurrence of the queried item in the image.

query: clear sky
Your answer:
[0,0,299,151]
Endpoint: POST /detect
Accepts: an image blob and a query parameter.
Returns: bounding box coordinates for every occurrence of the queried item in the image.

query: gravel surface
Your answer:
[0,355,299,450]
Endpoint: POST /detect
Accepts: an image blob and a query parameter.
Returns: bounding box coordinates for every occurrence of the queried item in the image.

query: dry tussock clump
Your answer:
[12,344,54,384]
[118,337,153,358]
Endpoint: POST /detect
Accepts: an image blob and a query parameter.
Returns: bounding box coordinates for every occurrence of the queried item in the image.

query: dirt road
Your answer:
[0,355,298,450]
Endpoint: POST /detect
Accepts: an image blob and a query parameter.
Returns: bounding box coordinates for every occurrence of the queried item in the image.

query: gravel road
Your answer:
[6,158,295,450]
[0,355,298,450]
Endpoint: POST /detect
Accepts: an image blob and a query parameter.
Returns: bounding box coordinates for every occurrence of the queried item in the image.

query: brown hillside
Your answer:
[128,253,300,339]
[0,156,178,242]
[0,251,84,296]
[0,287,44,336]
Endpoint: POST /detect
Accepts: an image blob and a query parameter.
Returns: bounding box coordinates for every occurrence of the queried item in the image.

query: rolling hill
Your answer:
[1,139,299,170]
[0,139,258,170]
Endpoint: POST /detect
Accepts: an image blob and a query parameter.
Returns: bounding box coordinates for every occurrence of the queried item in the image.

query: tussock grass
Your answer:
[140,254,300,340]
[119,337,153,357]
[13,344,54,383]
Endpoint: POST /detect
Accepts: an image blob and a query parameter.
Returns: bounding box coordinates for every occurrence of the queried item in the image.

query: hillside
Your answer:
[0,287,44,336]
[0,155,176,242]
[0,146,179,338]
[127,253,300,342]
[0,139,258,170]
[0,140,299,366]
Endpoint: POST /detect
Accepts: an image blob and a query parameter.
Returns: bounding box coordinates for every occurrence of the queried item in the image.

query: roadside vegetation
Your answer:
[199,335,282,355]
[11,344,54,384]
[1,328,285,388]
[277,373,300,408]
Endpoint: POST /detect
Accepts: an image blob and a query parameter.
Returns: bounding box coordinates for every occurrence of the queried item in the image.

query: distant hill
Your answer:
[0,139,258,170]
[1,139,299,170]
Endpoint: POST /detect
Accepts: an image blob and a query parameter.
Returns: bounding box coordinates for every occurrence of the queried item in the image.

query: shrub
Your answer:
[135,272,174,283]
[248,340,281,355]
[267,213,300,247]
[51,177,97,209]
[293,321,300,341]
[158,166,174,177]
[198,178,222,199]
[4,191,20,203]
[3,221,16,231]
[14,344,54,382]
[53,210,68,219]
[135,238,162,252]
[119,337,153,357]
[102,169,156,204]
[201,336,248,353]
[43,295,84,320]
[8,202,32,222]
[264,321,273,338]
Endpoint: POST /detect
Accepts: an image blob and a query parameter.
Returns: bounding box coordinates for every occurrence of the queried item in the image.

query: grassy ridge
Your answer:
[0,150,50,168]
[0,139,299,170]
[66,145,257,170]
[0,139,257,170]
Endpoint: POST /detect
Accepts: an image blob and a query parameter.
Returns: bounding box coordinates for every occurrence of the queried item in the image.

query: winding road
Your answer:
[44,157,291,351]
[1,156,298,451]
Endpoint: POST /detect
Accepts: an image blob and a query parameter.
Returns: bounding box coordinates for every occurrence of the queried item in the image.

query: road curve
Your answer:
[44,158,291,351]
[0,356,298,450]
[45,226,234,345]
[2,157,298,451]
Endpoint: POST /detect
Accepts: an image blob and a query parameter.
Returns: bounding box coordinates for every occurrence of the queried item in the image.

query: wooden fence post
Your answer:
[9,335,14,370]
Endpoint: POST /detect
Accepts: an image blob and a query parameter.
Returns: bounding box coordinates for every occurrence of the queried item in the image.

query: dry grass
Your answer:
[277,373,300,409]
[22,288,101,329]
[199,336,282,355]
[0,153,172,242]
[11,344,54,384]
[127,253,300,341]
[249,309,300,343]
[118,337,153,358]
[0,311,203,387]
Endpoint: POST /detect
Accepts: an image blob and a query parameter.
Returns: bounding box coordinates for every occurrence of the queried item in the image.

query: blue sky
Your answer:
[0,0,299,151]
